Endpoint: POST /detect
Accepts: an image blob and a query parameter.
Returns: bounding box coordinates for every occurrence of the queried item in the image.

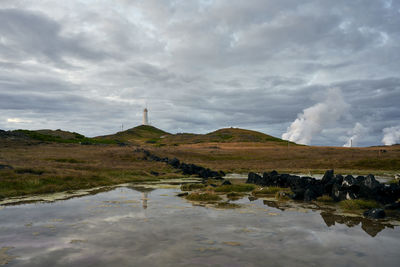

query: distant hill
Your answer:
[160,127,293,145]
[98,125,170,143]
[205,128,288,143]
[1,126,293,146]
[98,125,290,145]
[0,129,115,145]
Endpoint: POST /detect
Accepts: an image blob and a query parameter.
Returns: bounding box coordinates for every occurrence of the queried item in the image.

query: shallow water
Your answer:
[1,182,400,266]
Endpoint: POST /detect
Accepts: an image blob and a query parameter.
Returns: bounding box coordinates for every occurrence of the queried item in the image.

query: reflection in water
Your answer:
[142,192,148,209]
[1,185,400,266]
[262,200,286,211]
[262,199,396,237]
[127,186,155,210]
[320,212,392,237]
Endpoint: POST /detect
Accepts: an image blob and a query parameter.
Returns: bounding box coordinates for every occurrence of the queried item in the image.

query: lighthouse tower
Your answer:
[143,108,149,125]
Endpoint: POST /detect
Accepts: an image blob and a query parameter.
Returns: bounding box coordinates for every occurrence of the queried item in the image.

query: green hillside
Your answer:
[98,125,170,143]
[1,129,116,144]
[205,128,289,143]
[161,127,293,145]
[2,126,292,146]
[98,126,293,145]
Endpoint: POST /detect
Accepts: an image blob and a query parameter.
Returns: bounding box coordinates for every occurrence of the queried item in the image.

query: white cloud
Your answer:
[382,126,400,145]
[0,1,399,145]
[7,118,32,123]
[343,122,367,147]
[282,88,349,145]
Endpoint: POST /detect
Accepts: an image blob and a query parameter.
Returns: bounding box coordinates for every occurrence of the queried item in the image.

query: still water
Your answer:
[1,182,400,266]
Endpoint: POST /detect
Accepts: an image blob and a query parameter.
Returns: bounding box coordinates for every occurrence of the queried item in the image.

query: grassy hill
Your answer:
[98,125,171,144]
[205,128,291,143]
[2,126,293,146]
[0,129,116,145]
[160,127,294,145]
[99,126,292,145]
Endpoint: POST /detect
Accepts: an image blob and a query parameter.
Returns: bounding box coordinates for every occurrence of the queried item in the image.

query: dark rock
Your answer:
[355,176,365,185]
[221,180,232,185]
[270,170,279,176]
[321,170,336,194]
[117,142,128,147]
[331,183,347,201]
[0,164,13,170]
[176,192,188,197]
[321,169,334,184]
[303,185,323,201]
[342,175,356,188]
[209,184,217,187]
[246,172,264,185]
[80,141,92,145]
[248,196,258,201]
[384,202,400,210]
[363,174,380,190]
[363,208,386,219]
[150,155,161,161]
[333,174,344,185]
[168,158,180,168]
[150,171,159,176]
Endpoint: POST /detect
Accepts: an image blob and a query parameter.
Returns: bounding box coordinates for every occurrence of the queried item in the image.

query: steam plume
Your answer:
[343,122,367,147]
[282,88,349,145]
[382,126,400,145]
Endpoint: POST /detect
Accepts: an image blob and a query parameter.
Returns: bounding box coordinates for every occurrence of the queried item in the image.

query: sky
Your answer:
[0,0,399,146]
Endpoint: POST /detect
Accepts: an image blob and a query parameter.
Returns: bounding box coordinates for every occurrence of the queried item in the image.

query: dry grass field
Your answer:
[1,126,399,199]
[0,141,179,199]
[149,142,400,175]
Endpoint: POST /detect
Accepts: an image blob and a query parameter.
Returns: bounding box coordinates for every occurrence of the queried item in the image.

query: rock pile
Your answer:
[247,170,400,205]
[135,148,224,179]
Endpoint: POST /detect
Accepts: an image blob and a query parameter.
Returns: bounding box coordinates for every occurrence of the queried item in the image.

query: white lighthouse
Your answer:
[143,108,149,125]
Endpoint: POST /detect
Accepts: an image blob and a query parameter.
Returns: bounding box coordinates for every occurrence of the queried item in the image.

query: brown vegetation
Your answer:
[150,142,400,175]
[0,142,179,198]
[1,125,399,199]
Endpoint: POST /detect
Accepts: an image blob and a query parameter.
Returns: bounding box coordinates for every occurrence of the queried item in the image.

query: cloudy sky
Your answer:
[0,0,399,146]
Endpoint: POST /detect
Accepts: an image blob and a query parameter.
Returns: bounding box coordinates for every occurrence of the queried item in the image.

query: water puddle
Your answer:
[0,179,399,266]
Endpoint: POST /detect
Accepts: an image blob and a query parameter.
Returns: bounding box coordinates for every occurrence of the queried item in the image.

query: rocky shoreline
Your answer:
[136,148,225,179]
[246,170,400,219]
[137,148,400,220]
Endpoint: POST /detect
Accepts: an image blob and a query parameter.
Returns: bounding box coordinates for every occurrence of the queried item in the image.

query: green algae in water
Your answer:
[0,247,15,265]
[180,183,206,191]
[186,192,222,201]
[253,186,291,196]
[215,202,241,209]
[214,184,255,192]
[339,199,380,211]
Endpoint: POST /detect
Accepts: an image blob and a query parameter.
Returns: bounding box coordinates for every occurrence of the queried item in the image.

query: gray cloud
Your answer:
[0,8,108,66]
[0,0,399,145]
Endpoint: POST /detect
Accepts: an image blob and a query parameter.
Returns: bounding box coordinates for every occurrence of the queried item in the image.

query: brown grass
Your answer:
[1,135,399,199]
[150,142,400,174]
[0,143,179,198]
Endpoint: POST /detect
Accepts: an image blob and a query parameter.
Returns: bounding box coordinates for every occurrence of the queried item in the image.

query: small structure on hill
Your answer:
[143,108,149,125]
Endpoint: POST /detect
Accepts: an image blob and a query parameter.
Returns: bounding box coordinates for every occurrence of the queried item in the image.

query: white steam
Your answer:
[343,122,367,147]
[282,88,349,145]
[382,126,400,145]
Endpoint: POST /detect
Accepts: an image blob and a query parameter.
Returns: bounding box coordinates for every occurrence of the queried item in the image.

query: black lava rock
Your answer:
[168,158,180,168]
[221,180,232,185]
[0,164,13,170]
[363,208,386,219]
[246,172,264,185]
